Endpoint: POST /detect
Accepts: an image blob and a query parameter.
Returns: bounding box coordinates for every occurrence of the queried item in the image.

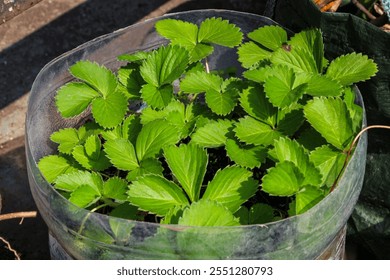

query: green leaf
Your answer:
[161,205,187,224]
[234,116,282,146]
[237,42,271,68]
[164,144,208,202]
[155,19,198,49]
[277,106,305,136]
[264,66,306,108]
[272,137,322,187]
[128,175,189,216]
[180,71,222,94]
[122,114,142,145]
[110,202,142,220]
[178,199,239,226]
[344,87,363,133]
[37,155,80,183]
[304,74,343,97]
[126,158,164,181]
[103,177,128,201]
[50,128,83,154]
[191,119,233,148]
[248,25,287,51]
[297,127,327,151]
[295,185,324,214]
[239,84,277,127]
[203,166,259,213]
[117,51,149,63]
[262,161,304,196]
[84,135,102,160]
[136,119,179,160]
[55,82,99,118]
[205,87,239,116]
[271,47,318,74]
[104,139,139,171]
[326,53,378,86]
[197,17,243,47]
[243,65,273,84]
[141,84,173,109]
[117,63,144,99]
[91,91,128,128]
[69,184,101,208]
[189,43,214,62]
[249,203,275,224]
[72,144,111,172]
[309,145,347,188]
[225,139,267,169]
[69,60,118,98]
[140,45,189,87]
[54,170,103,193]
[304,97,354,150]
[289,29,325,72]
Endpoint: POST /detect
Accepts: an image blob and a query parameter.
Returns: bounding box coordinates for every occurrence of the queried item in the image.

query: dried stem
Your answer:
[330,125,390,192]
[0,236,20,260]
[352,0,377,20]
[0,211,37,222]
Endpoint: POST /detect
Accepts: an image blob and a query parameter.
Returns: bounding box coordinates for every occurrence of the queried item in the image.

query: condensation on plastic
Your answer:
[26,10,367,260]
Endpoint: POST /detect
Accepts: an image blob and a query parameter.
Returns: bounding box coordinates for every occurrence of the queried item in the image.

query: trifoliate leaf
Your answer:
[271,46,318,74]
[126,158,163,181]
[239,84,277,127]
[140,45,189,87]
[272,137,322,187]
[225,139,267,169]
[128,175,189,216]
[104,139,139,171]
[237,41,271,68]
[309,145,347,188]
[203,166,259,213]
[117,63,144,99]
[69,184,101,208]
[72,144,111,171]
[55,82,99,118]
[103,177,128,201]
[50,128,83,154]
[178,199,239,226]
[141,83,173,109]
[191,119,234,148]
[234,116,282,146]
[180,71,222,94]
[155,19,198,49]
[248,25,287,51]
[264,66,307,108]
[197,17,243,47]
[249,203,275,224]
[277,106,305,136]
[295,185,324,214]
[91,91,128,128]
[326,53,378,86]
[38,155,80,183]
[54,170,103,193]
[289,29,325,72]
[69,60,118,98]
[262,161,304,196]
[135,119,179,160]
[164,144,208,202]
[304,97,354,150]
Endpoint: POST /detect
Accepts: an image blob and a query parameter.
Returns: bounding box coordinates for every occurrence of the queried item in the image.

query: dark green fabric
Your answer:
[267,0,390,259]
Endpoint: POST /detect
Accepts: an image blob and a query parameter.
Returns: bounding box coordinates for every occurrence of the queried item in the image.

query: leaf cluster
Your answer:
[38,18,377,230]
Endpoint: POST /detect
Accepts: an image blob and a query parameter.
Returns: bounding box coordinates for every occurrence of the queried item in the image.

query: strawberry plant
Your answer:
[37,17,377,230]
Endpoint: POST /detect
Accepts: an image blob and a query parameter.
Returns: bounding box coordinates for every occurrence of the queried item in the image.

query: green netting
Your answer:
[265,0,390,259]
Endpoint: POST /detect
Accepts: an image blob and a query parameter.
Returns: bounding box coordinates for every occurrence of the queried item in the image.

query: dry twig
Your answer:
[0,236,21,260]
